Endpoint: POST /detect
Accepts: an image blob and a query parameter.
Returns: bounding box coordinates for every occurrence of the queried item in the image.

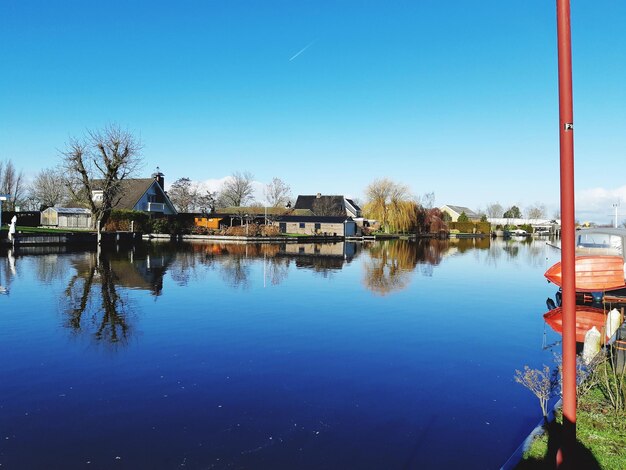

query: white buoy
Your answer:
[582,326,602,364]
[606,308,622,339]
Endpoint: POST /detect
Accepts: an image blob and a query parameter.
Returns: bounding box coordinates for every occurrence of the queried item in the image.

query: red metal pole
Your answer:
[556,0,576,466]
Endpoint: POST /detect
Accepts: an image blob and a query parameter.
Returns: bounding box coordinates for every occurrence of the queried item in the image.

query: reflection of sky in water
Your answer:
[0,240,564,469]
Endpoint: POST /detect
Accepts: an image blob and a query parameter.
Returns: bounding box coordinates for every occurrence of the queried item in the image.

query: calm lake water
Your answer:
[0,238,565,469]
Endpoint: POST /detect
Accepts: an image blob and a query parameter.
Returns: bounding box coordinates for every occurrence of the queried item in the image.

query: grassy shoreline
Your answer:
[517,387,626,469]
[2,226,95,234]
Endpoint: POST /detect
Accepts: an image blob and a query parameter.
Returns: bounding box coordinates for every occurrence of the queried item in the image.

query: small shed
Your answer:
[193,215,226,230]
[41,207,93,229]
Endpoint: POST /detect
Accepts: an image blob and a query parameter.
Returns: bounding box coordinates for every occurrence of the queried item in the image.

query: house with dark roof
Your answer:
[440,204,480,222]
[92,170,177,215]
[294,194,362,218]
[270,215,357,237]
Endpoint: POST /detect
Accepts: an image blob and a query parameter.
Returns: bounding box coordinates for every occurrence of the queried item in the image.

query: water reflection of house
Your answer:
[115,251,175,296]
[282,242,356,258]
[71,250,173,296]
[281,242,357,272]
[187,240,356,259]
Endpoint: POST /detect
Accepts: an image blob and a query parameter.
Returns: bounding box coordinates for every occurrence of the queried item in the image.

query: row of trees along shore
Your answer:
[7,124,559,232]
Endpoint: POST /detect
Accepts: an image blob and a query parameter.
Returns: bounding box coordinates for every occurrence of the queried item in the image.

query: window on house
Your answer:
[314,223,321,230]
[299,222,305,229]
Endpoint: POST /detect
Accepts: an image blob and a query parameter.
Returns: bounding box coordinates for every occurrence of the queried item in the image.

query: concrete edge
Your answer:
[143,234,346,243]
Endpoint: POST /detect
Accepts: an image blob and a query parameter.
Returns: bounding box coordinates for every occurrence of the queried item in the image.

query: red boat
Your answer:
[543,305,608,343]
[544,255,626,292]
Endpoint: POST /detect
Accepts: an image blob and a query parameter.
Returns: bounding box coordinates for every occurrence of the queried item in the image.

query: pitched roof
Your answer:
[45,207,92,215]
[294,195,345,211]
[92,178,162,211]
[442,205,479,218]
[345,198,362,211]
[122,179,155,210]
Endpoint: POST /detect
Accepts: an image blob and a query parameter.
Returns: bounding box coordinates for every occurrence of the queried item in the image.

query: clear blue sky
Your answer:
[1,1,624,222]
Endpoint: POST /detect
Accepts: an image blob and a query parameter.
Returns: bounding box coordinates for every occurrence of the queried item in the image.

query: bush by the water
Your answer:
[517,349,626,469]
[448,221,490,234]
[105,210,150,232]
[220,224,280,237]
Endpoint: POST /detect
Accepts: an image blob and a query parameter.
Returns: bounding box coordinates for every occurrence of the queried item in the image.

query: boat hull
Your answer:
[544,255,626,292]
[543,306,608,343]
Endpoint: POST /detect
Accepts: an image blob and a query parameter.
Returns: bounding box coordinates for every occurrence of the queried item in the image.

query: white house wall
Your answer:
[135,183,176,215]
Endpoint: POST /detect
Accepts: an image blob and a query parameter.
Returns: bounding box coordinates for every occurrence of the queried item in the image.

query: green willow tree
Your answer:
[363,178,418,233]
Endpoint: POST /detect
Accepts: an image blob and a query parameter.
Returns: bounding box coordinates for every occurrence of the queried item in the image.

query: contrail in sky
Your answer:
[289,40,316,61]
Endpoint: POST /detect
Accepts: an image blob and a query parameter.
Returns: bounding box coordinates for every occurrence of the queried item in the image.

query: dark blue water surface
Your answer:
[0,238,564,469]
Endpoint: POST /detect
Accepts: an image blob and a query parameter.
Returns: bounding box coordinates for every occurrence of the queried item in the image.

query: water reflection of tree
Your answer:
[294,256,344,278]
[34,254,73,284]
[63,252,134,346]
[486,238,549,268]
[503,244,520,258]
[220,255,251,289]
[364,240,417,295]
[169,246,203,286]
[184,242,288,289]
[364,241,416,295]
[363,240,446,295]
[187,242,346,286]
[266,257,290,285]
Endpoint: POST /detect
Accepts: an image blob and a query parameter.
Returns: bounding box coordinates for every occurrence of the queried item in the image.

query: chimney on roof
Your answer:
[316,193,321,198]
[152,166,164,190]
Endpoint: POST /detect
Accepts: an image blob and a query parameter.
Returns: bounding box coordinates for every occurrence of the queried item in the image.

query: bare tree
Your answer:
[197,190,216,214]
[485,202,504,218]
[62,125,143,229]
[168,177,198,212]
[514,365,559,419]
[218,171,255,207]
[420,191,435,210]
[264,177,291,207]
[0,159,26,211]
[526,203,547,220]
[29,167,68,209]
